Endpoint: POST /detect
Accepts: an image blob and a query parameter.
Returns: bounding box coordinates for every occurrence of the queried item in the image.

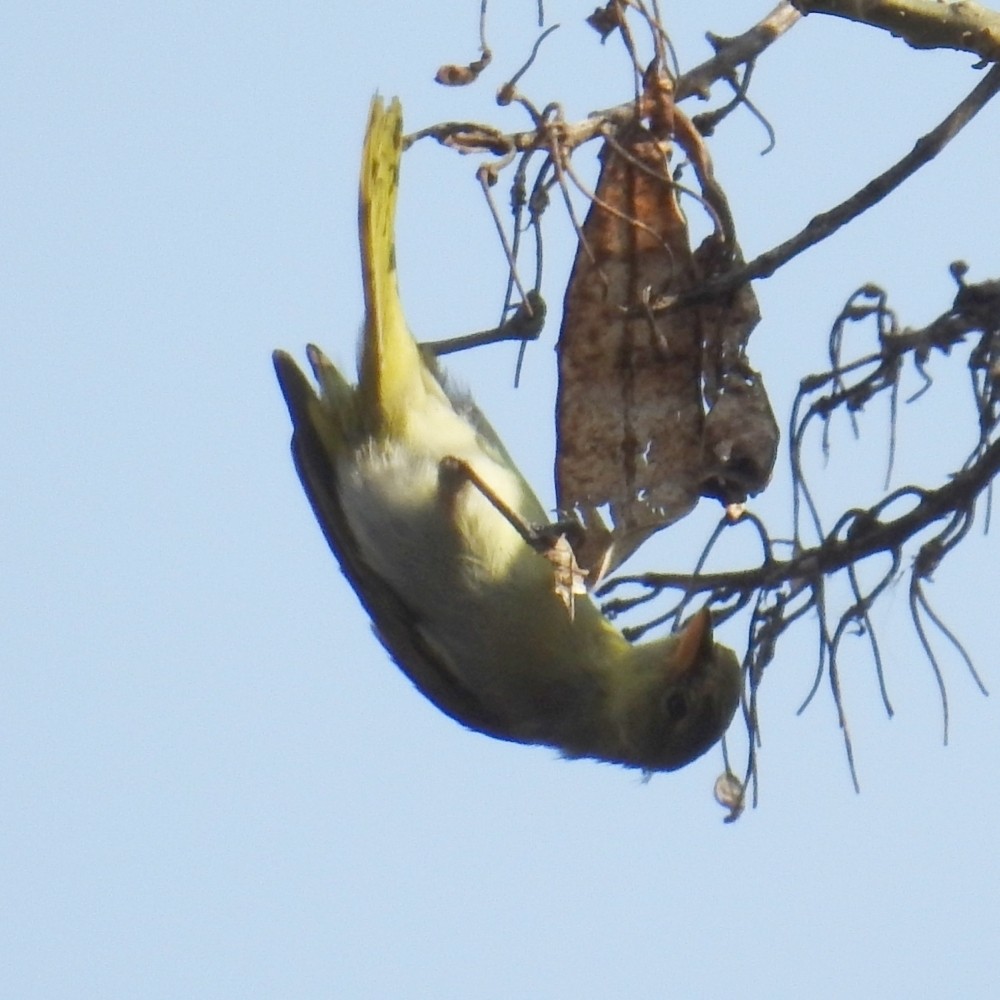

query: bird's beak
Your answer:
[672,607,713,677]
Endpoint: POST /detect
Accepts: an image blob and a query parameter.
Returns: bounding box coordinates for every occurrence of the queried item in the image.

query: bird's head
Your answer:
[609,608,742,772]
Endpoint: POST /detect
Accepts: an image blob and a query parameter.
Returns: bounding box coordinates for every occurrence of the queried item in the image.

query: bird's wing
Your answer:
[273,350,525,744]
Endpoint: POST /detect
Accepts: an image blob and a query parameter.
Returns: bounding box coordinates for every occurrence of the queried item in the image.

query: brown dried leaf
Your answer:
[695,238,779,503]
[556,120,704,551]
[541,532,589,620]
[435,47,491,87]
[556,72,778,575]
[586,2,626,41]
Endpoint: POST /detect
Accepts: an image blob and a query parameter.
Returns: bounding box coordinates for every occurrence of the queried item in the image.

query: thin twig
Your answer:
[672,62,1000,306]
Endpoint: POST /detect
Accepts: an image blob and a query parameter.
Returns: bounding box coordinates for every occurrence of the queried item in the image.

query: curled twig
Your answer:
[599,269,998,792]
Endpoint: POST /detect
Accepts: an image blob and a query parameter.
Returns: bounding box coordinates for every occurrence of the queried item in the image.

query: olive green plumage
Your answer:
[273,96,741,771]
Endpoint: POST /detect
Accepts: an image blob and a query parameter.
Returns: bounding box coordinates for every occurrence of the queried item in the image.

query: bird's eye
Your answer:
[666,691,688,722]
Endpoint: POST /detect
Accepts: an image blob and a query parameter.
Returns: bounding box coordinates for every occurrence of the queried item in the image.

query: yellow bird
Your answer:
[273,96,742,773]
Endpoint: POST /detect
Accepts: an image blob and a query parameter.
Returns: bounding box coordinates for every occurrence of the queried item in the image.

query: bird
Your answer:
[272,95,742,773]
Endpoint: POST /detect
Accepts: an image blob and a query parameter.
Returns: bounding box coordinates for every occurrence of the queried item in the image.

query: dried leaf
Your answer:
[586,2,625,41]
[696,238,779,504]
[556,71,777,575]
[541,532,589,620]
[714,770,746,822]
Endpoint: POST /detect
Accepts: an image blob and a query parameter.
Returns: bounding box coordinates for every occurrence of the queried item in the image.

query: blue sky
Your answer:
[3,3,998,997]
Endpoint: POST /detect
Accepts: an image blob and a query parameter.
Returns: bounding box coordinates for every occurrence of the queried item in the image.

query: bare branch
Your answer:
[681,2,802,100]
[406,3,802,156]
[602,437,1000,601]
[793,0,1000,63]
[672,61,1000,307]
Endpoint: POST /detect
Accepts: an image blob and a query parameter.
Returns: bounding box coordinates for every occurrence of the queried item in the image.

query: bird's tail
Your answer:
[357,95,426,438]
